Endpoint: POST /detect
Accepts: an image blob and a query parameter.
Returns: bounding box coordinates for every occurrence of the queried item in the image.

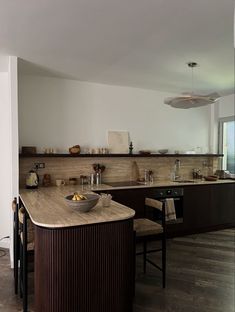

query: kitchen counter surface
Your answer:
[92,179,235,191]
[20,179,234,228]
[19,186,135,228]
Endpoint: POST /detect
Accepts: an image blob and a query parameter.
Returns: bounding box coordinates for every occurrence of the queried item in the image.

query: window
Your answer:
[219,116,235,173]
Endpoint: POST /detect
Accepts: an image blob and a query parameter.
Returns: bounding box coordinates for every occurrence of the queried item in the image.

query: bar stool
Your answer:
[18,206,34,312]
[134,198,166,288]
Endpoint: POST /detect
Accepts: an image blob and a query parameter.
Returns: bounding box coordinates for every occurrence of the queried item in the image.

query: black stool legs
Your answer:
[162,234,166,288]
[143,241,147,274]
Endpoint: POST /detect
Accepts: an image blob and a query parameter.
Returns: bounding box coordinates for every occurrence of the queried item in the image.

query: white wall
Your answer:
[0,59,11,249]
[217,94,234,118]
[19,75,211,154]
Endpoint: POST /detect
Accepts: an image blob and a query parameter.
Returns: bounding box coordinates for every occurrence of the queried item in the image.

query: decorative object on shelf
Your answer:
[129,142,133,154]
[158,149,168,154]
[101,147,109,154]
[22,146,37,155]
[139,150,151,155]
[69,177,77,185]
[164,62,220,109]
[43,147,56,154]
[69,145,81,155]
[42,174,51,187]
[108,130,129,153]
[65,193,100,212]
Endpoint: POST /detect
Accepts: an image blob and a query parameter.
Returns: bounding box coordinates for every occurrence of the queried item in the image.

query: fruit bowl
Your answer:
[158,149,168,154]
[204,175,218,181]
[65,193,100,212]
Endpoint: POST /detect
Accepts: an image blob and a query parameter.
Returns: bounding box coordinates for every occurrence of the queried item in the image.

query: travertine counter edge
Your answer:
[19,186,135,228]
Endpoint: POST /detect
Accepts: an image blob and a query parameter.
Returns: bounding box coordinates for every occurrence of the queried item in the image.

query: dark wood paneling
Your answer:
[105,183,235,237]
[211,183,235,225]
[183,185,212,229]
[34,220,134,312]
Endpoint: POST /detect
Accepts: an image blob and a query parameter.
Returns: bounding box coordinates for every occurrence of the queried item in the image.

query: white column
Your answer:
[0,58,11,250]
[9,56,18,267]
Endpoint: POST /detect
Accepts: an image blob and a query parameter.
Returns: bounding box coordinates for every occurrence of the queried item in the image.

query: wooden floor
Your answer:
[0,229,234,312]
[134,228,235,312]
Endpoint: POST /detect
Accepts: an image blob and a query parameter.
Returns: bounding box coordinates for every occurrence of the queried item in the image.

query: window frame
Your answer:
[218,116,235,171]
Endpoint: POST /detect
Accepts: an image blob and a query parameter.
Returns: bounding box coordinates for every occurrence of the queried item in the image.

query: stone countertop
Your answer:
[91,179,235,191]
[19,186,135,228]
[20,179,234,228]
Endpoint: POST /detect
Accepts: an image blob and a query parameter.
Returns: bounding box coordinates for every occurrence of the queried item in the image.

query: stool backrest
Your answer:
[18,207,26,225]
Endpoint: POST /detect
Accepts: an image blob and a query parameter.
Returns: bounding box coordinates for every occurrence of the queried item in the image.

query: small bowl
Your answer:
[65,193,100,212]
[158,149,168,154]
[204,176,218,181]
[139,150,151,155]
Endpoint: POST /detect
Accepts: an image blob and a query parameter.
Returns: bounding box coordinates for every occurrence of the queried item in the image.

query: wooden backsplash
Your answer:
[19,156,219,187]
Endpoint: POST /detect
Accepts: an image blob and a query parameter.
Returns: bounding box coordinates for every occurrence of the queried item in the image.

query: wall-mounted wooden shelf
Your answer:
[19,153,223,158]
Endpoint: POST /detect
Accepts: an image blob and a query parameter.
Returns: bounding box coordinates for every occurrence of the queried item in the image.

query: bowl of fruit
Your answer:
[65,192,100,212]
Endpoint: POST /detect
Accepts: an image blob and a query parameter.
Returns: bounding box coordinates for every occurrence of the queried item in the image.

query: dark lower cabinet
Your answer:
[183,185,212,230]
[100,183,235,236]
[211,183,235,226]
[183,183,235,233]
[107,188,157,218]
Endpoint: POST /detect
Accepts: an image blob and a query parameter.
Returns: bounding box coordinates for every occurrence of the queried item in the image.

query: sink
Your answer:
[174,180,195,183]
[106,181,145,187]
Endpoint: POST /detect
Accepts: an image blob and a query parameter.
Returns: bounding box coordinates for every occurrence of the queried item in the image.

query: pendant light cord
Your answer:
[188,62,198,95]
[191,66,194,95]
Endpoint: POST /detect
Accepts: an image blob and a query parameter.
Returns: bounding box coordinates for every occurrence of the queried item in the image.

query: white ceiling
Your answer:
[0,0,234,95]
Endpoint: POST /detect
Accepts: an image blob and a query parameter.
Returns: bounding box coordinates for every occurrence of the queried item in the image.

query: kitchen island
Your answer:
[19,186,135,312]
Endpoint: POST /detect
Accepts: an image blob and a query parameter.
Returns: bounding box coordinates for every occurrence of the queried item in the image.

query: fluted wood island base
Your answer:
[34,220,134,312]
[20,187,135,312]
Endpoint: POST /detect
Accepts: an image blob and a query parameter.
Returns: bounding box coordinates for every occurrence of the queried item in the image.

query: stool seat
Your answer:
[134,197,166,288]
[134,218,163,237]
